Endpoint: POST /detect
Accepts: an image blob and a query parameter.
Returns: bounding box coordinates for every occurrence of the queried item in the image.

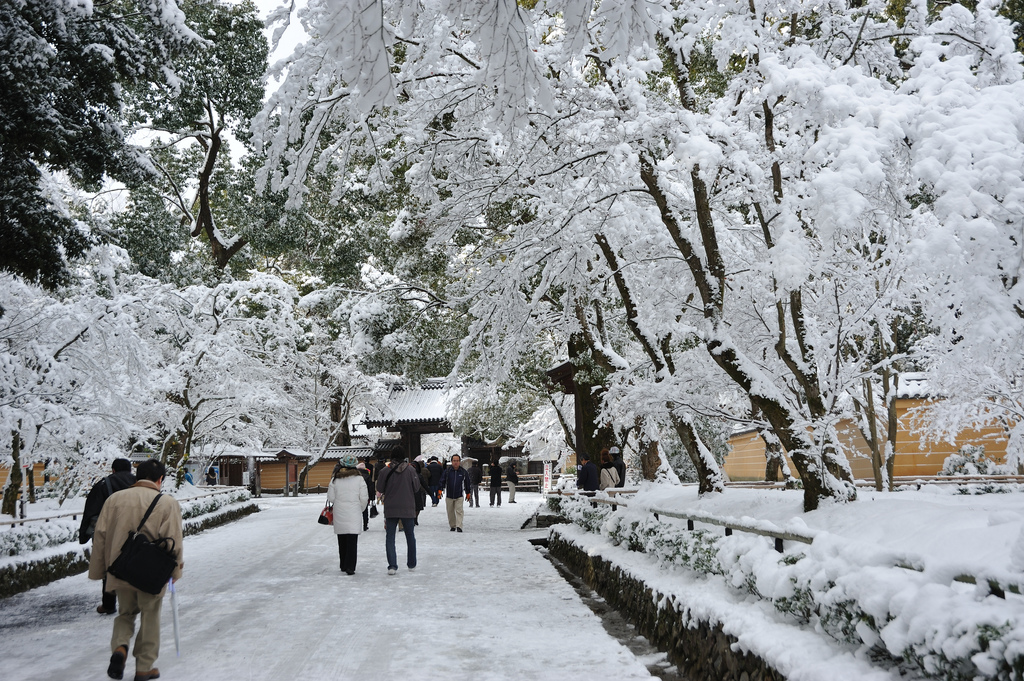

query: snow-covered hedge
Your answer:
[557,496,1024,681]
[0,489,253,560]
[180,489,252,521]
[0,520,79,557]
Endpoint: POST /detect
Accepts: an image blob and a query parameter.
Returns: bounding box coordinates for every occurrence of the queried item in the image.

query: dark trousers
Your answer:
[470,485,480,507]
[428,484,439,505]
[101,576,116,611]
[489,487,502,506]
[362,506,369,529]
[337,534,359,574]
[384,517,416,570]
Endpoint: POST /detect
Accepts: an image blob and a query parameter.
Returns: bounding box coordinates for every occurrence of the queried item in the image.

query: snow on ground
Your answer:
[632,482,1024,575]
[0,493,653,681]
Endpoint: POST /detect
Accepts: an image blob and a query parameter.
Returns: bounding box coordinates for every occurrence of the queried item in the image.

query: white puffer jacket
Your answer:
[326,469,368,535]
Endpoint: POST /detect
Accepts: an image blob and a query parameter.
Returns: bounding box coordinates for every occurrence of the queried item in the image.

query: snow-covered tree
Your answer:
[0,0,196,289]
[254,0,1023,510]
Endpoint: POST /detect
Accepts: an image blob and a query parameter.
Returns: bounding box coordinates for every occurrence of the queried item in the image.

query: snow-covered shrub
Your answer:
[561,508,1024,680]
[939,446,1012,476]
[180,489,251,520]
[0,520,78,556]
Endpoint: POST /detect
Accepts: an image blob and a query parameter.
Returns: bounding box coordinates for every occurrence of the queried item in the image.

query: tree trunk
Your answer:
[638,437,662,481]
[670,412,724,493]
[2,431,23,517]
[329,395,352,446]
[568,334,615,462]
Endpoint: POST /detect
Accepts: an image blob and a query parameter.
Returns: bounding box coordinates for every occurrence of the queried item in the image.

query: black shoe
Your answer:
[107,646,127,680]
[456,527,463,532]
[450,527,456,532]
[509,501,517,503]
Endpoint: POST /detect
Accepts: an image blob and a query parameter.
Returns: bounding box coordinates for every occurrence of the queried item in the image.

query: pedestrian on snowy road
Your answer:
[357,461,374,531]
[468,460,483,507]
[489,460,503,507]
[599,450,620,490]
[610,446,626,488]
[439,454,471,532]
[88,458,183,681]
[426,456,443,506]
[375,447,420,575]
[576,452,599,493]
[328,454,369,575]
[79,458,135,615]
[506,463,519,503]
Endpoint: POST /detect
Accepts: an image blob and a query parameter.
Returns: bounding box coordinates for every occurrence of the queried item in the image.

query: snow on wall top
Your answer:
[895,372,929,399]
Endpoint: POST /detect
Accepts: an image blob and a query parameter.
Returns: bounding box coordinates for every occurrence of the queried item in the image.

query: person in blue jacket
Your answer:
[576,452,600,493]
[439,454,472,532]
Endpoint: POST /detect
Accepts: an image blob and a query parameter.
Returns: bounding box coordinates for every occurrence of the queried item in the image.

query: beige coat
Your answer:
[88,480,184,595]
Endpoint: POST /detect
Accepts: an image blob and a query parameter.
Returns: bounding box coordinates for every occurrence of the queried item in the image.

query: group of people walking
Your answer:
[324,449,526,577]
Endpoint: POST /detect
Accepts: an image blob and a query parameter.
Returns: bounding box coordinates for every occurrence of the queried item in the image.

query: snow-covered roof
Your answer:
[323,446,374,460]
[362,379,454,427]
[261,447,312,459]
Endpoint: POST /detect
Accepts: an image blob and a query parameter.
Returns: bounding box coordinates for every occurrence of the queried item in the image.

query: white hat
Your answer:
[609,446,620,454]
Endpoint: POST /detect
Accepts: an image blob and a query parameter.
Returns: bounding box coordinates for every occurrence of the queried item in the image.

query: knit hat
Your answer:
[340,453,359,468]
[609,446,620,455]
[356,462,366,470]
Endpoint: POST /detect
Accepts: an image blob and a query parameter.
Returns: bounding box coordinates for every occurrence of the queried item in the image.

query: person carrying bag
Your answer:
[89,458,183,681]
[108,493,178,594]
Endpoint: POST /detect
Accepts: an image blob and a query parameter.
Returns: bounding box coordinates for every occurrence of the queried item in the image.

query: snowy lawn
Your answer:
[0,493,653,681]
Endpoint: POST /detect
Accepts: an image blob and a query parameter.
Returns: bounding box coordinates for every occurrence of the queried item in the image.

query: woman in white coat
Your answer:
[327,453,369,574]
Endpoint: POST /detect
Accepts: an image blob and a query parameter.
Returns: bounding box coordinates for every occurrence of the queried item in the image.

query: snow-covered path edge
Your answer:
[552,523,903,681]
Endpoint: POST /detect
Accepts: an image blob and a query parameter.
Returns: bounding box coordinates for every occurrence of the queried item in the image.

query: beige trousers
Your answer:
[445,495,465,529]
[112,588,164,673]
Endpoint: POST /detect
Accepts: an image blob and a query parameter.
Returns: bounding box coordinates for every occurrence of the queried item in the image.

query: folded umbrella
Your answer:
[169,579,181,657]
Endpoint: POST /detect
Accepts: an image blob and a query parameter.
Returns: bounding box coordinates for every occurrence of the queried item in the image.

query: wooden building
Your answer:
[724,376,1011,481]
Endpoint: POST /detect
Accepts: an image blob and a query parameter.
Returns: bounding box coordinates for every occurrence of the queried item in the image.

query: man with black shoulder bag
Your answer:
[89,458,184,681]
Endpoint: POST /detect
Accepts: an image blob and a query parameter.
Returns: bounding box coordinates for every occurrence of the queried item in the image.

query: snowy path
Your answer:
[0,494,654,681]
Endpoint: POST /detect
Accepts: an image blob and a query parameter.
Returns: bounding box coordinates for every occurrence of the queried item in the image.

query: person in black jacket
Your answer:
[610,446,626,488]
[79,458,136,614]
[426,457,443,506]
[439,455,472,532]
[468,460,483,507]
[506,463,519,503]
[576,452,599,493]
[357,462,375,530]
[488,461,503,507]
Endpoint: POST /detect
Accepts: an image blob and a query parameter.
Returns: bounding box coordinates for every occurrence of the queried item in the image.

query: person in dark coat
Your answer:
[506,463,519,503]
[205,468,217,486]
[610,446,626,488]
[79,458,136,614]
[576,452,599,492]
[413,460,430,523]
[468,460,483,507]
[439,454,472,531]
[426,457,443,506]
[488,461,503,507]
[375,448,421,575]
[357,462,375,531]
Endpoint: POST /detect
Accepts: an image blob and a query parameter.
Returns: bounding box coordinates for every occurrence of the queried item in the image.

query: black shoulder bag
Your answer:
[108,493,178,594]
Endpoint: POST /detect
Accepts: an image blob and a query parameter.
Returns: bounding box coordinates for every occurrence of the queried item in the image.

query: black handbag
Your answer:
[108,493,178,595]
[368,503,379,518]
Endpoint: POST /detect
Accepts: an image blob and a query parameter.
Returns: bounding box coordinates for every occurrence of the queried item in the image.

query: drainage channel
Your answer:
[531,538,691,681]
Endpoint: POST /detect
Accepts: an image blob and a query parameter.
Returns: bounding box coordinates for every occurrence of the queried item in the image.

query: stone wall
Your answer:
[549,533,786,681]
